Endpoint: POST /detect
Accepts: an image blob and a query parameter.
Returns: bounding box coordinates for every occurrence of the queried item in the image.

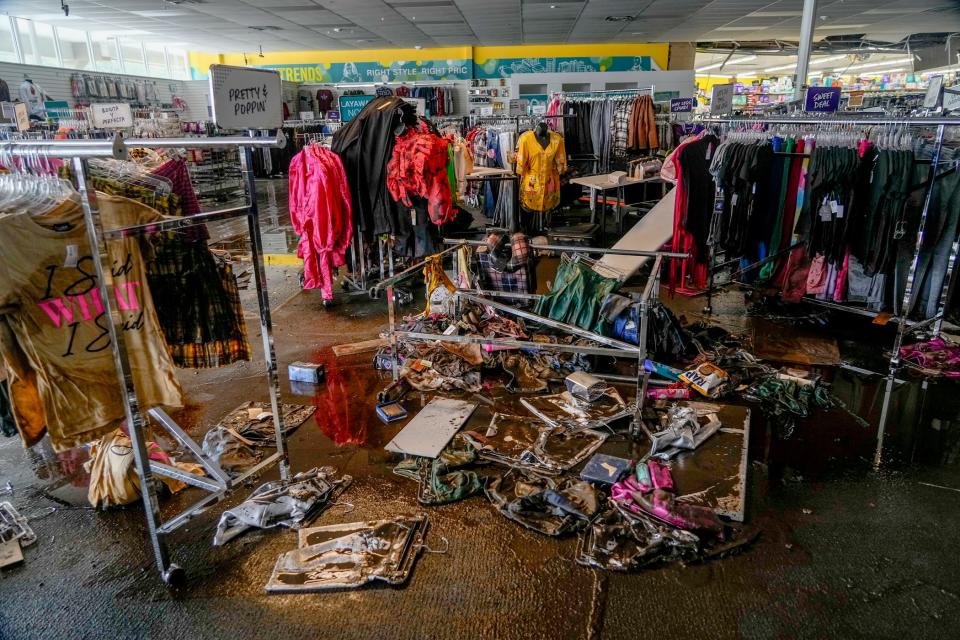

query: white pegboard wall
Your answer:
[0,61,211,123]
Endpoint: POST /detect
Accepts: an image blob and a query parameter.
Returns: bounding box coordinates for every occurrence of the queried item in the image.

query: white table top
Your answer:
[570,173,664,190]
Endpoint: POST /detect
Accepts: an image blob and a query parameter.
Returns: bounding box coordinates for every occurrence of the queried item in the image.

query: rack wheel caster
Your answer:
[368,286,382,300]
[162,564,186,587]
[322,299,335,309]
[702,305,713,314]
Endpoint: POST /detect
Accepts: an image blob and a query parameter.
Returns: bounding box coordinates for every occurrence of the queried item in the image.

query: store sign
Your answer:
[474,55,656,78]
[300,111,315,121]
[208,64,282,130]
[89,103,132,128]
[670,98,694,113]
[709,84,734,115]
[326,110,341,122]
[804,87,841,113]
[924,75,944,109]
[265,59,472,83]
[848,91,865,107]
[944,88,960,114]
[402,97,427,116]
[508,99,529,116]
[339,95,376,122]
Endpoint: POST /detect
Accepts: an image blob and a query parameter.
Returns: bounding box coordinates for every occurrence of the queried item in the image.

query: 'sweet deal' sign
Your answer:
[804,87,841,113]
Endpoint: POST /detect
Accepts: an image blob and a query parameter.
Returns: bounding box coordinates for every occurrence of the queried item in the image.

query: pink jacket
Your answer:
[288,145,353,300]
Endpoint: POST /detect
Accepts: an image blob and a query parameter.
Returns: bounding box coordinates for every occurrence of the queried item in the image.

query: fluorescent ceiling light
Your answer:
[764,61,797,73]
[853,67,907,76]
[816,24,868,30]
[842,56,914,71]
[695,55,757,72]
[809,55,848,66]
[131,10,191,17]
[695,73,733,79]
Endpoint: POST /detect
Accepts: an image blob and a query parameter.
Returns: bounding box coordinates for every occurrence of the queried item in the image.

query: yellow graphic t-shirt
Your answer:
[0,194,183,451]
[516,130,567,213]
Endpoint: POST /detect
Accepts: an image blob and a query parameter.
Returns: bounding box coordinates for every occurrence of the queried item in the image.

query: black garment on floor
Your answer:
[331,96,418,253]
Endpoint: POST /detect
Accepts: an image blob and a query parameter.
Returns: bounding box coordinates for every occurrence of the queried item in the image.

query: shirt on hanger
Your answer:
[0,195,184,451]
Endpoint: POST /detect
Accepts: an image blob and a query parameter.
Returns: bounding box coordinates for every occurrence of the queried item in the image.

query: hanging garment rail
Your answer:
[698,115,960,468]
[0,133,288,585]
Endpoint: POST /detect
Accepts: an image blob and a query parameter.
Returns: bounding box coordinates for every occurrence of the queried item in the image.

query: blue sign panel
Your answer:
[338,95,375,122]
[804,87,841,112]
[670,98,694,113]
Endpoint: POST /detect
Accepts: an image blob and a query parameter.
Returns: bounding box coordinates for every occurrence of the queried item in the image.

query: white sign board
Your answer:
[401,97,426,116]
[13,102,29,132]
[89,103,132,128]
[300,111,315,121]
[208,64,282,130]
[710,83,734,115]
[924,75,944,109]
[944,87,960,114]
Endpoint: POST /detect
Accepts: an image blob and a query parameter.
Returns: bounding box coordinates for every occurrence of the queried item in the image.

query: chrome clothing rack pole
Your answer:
[698,116,960,467]
[0,133,289,585]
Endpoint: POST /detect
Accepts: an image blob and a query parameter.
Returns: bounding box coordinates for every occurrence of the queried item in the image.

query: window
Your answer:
[0,18,16,63]
[167,49,188,80]
[90,34,121,73]
[15,18,58,65]
[120,40,146,76]
[57,26,93,70]
[145,44,167,78]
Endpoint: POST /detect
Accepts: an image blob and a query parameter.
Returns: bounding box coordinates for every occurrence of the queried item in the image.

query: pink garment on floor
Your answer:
[289,145,354,301]
[806,254,828,296]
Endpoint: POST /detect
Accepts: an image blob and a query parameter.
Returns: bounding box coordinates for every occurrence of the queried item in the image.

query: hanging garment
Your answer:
[516,130,567,213]
[289,144,354,301]
[0,318,46,446]
[0,195,183,451]
[18,79,47,118]
[331,96,418,253]
[536,258,620,333]
[627,95,658,151]
[386,123,457,226]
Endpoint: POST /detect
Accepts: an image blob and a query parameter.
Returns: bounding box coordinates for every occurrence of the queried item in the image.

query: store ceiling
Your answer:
[3,0,960,54]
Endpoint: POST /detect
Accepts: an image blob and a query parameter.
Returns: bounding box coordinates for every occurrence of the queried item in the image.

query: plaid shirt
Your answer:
[611,100,631,158]
[477,232,532,293]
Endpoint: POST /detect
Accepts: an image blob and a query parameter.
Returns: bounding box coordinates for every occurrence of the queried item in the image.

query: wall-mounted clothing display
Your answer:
[516,129,567,213]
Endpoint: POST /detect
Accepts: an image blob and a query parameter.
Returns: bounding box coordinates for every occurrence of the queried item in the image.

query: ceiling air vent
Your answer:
[605,15,637,23]
[249,26,283,31]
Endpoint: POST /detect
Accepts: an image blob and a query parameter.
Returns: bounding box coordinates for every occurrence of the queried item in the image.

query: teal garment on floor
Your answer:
[536,259,621,333]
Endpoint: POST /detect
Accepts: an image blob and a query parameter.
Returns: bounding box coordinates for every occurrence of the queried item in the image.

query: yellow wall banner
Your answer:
[190,44,671,81]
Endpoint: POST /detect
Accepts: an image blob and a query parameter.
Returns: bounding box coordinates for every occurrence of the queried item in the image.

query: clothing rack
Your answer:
[383,239,689,436]
[550,86,657,172]
[0,132,289,584]
[698,115,960,468]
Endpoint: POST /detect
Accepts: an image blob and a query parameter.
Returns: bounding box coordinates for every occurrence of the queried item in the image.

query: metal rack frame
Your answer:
[382,238,687,432]
[0,132,289,584]
[698,115,960,468]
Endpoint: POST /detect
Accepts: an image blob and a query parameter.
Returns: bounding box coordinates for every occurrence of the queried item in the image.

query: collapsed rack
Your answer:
[378,237,688,429]
[0,132,289,584]
[698,115,960,468]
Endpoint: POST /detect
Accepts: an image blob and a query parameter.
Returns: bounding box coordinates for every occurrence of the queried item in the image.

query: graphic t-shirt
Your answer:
[0,194,183,451]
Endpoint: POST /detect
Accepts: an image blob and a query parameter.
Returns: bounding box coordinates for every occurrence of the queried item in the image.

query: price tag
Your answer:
[64,244,79,268]
[14,102,29,132]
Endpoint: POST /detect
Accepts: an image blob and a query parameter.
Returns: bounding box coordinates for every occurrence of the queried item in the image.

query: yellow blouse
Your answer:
[516,130,567,213]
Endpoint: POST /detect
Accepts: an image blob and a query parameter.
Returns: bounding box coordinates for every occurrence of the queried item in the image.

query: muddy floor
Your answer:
[1,185,960,639]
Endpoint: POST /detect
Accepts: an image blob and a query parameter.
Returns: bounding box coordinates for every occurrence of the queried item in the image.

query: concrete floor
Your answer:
[2,189,960,639]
